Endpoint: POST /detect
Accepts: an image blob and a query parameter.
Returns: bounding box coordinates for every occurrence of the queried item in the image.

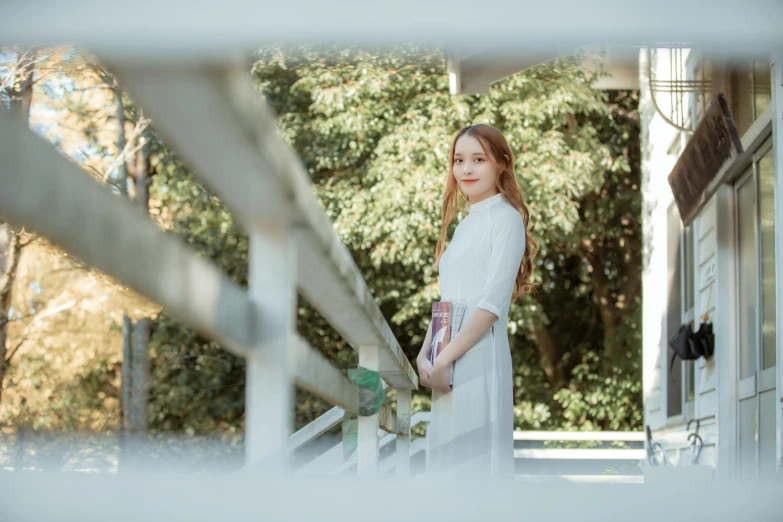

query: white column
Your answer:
[245,226,297,470]
[769,51,783,474]
[395,388,412,478]
[640,47,668,430]
[715,183,739,480]
[357,345,380,474]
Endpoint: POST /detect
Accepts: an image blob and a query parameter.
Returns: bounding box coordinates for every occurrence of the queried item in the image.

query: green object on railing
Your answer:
[341,366,384,459]
[348,365,384,416]
[341,413,358,460]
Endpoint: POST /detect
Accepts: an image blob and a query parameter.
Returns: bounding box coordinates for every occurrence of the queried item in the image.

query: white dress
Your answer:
[427,192,526,480]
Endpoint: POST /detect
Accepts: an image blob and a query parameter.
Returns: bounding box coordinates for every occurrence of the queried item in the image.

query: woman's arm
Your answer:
[430,309,497,392]
[432,309,497,368]
[416,319,434,364]
[416,320,434,388]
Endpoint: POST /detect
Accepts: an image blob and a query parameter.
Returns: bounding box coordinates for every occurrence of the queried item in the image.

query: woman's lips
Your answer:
[462,179,478,184]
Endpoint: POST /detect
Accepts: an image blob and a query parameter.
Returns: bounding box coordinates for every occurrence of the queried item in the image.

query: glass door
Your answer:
[734,140,777,479]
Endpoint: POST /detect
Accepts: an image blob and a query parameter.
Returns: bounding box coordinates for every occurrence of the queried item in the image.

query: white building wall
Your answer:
[640,47,720,468]
[640,47,673,432]
[643,48,783,478]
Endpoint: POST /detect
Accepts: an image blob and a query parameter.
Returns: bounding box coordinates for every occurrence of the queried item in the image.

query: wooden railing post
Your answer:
[357,345,381,473]
[245,226,296,470]
[396,388,412,478]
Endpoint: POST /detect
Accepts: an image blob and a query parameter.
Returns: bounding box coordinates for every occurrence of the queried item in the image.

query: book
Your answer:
[429,300,466,386]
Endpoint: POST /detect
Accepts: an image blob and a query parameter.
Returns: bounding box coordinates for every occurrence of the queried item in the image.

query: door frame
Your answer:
[717,104,773,477]
[731,137,775,477]
[769,51,783,477]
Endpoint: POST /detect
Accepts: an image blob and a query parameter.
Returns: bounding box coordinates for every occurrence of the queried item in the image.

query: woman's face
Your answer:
[452,134,500,204]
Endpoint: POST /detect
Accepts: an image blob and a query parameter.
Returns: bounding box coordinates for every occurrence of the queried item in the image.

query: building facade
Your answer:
[641,48,783,480]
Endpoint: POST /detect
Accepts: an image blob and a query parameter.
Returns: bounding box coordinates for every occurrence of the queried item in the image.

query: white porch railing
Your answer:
[286,406,645,483]
[0,57,417,475]
[513,430,645,483]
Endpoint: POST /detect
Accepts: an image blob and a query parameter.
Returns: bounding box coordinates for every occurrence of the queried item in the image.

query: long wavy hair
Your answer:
[433,124,538,299]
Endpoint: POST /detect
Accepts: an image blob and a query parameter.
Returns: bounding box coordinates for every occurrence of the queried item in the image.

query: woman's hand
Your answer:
[430,358,452,394]
[417,358,434,389]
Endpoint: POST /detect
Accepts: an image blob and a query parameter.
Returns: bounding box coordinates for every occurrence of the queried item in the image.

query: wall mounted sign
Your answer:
[668,93,743,225]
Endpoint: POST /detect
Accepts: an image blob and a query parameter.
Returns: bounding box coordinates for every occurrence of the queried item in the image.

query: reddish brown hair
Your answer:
[434,124,538,299]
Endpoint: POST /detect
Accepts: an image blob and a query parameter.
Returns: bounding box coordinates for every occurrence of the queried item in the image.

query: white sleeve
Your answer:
[475,212,527,318]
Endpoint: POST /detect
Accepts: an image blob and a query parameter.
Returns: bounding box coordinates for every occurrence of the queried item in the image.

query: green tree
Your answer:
[252,46,642,431]
[144,45,641,434]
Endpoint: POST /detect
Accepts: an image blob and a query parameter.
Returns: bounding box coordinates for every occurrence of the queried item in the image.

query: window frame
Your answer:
[681,223,697,421]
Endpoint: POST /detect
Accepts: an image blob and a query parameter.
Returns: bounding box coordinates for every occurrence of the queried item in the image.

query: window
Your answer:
[666,202,683,418]
[682,224,696,407]
[752,61,771,120]
[736,171,758,381]
[665,204,696,421]
[733,140,777,478]
[758,149,776,370]
[729,57,772,136]
[689,56,710,128]
[735,144,776,376]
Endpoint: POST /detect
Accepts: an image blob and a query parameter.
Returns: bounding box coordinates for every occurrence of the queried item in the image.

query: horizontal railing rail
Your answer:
[514,431,645,442]
[513,430,645,483]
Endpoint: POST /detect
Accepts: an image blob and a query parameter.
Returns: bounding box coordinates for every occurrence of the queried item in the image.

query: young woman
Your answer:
[416,124,537,479]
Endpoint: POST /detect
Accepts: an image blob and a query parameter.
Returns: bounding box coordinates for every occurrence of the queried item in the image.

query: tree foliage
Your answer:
[3,45,642,436]
[145,45,641,434]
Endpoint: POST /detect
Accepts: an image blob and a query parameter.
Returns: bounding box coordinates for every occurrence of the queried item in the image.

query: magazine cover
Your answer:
[430,300,466,386]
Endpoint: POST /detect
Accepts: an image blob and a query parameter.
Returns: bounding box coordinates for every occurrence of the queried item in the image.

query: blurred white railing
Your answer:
[513,430,645,483]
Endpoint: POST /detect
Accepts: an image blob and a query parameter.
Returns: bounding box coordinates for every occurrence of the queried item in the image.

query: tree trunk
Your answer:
[8,48,35,120]
[120,315,133,430]
[532,325,564,390]
[120,129,152,466]
[129,318,150,430]
[133,129,152,211]
[118,110,133,430]
[0,226,22,405]
[120,316,151,471]
[588,239,641,362]
[120,316,151,432]
[131,132,152,431]
[589,259,622,365]
[0,47,36,406]
[113,87,129,196]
